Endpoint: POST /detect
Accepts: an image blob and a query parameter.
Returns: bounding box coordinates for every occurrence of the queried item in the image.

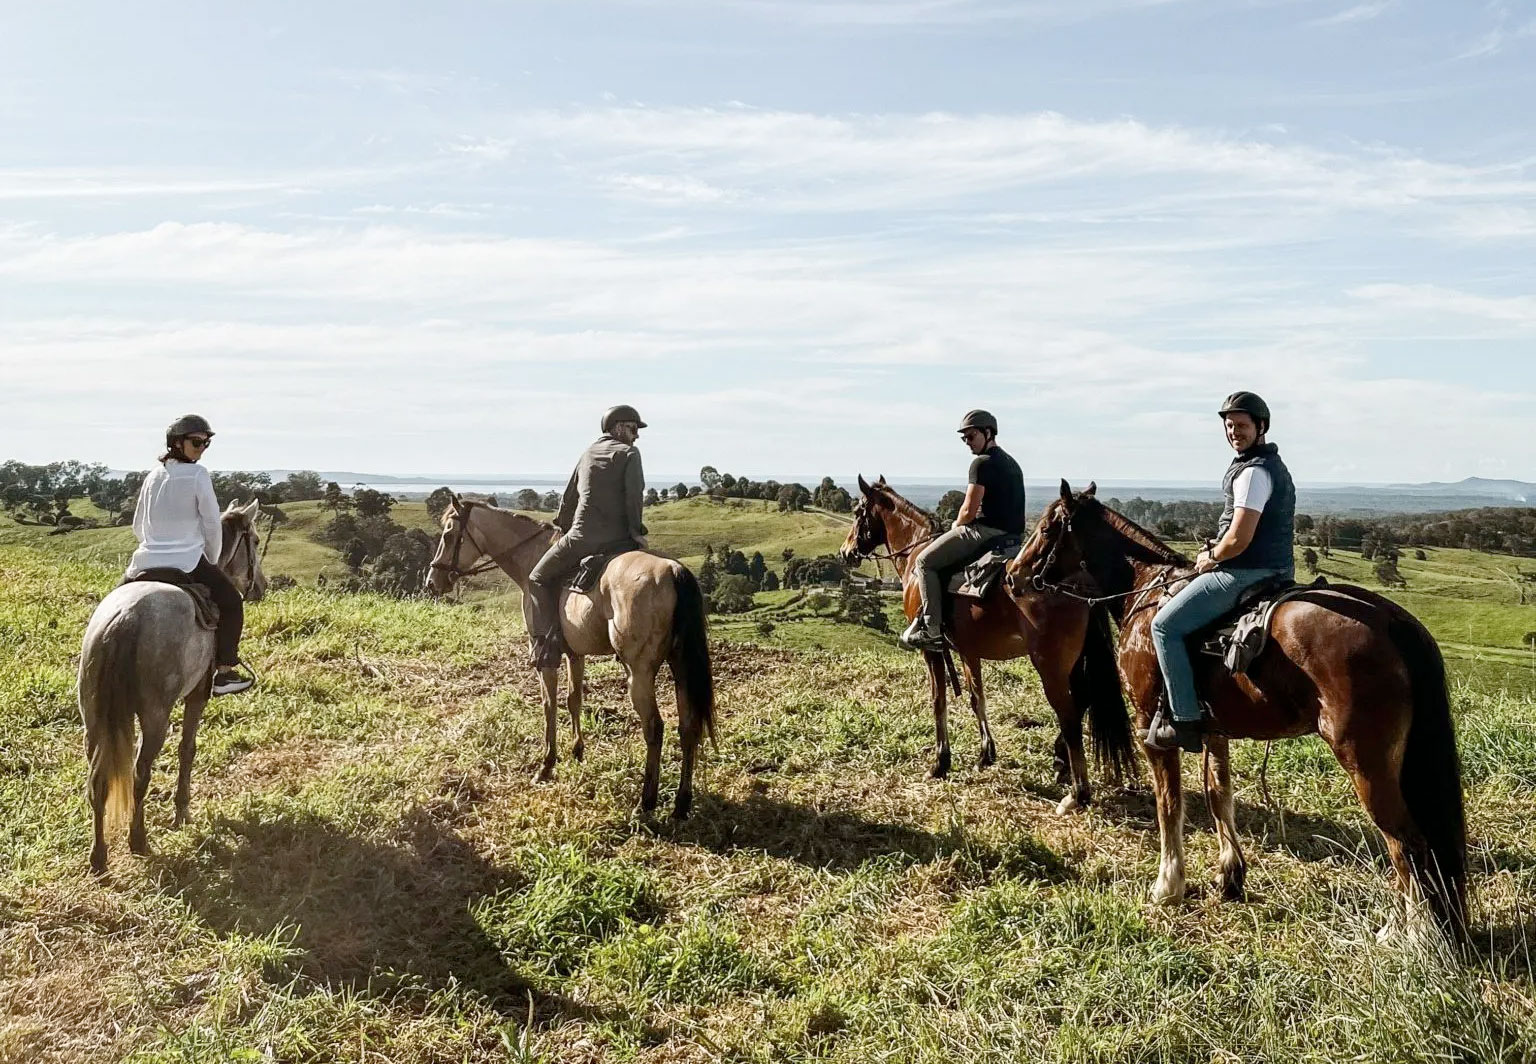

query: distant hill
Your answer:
[1382,477,1535,501]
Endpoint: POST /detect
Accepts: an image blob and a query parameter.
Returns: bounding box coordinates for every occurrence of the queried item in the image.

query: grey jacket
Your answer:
[553,434,648,546]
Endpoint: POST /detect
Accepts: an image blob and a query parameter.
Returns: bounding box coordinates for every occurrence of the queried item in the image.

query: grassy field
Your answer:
[2,510,1534,1062]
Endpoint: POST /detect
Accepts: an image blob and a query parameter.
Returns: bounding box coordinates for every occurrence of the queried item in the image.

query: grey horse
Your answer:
[79,499,266,874]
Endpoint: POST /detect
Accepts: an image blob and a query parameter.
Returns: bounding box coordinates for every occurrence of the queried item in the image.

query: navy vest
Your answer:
[1219,443,1295,573]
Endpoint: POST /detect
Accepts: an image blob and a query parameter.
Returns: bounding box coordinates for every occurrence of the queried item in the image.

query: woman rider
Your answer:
[124,415,255,696]
[1145,392,1295,752]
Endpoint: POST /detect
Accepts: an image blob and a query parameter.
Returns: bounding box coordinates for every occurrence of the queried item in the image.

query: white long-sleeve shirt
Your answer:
[126,461,224,576]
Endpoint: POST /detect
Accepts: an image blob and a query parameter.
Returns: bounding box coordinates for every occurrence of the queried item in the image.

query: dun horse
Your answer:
[79,500,266,874]
[424,498,714,818]
[840,476,1133,811]
[1010,482,1467,938]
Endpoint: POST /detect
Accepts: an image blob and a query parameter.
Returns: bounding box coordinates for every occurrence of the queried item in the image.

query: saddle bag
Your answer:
[1192,576,1329,676]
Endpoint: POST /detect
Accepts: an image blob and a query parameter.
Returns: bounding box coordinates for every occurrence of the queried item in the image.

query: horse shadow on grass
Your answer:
[651,791,1072,881]
[155,807,636,1030]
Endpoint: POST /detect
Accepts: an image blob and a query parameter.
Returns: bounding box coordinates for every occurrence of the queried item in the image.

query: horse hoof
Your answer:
[930,751,951,779]
[90,851,108,877]
[129,838,150,857]
[1055,793,1085,816]
[534,766,556,784]
[978,744,997,769]
[1220,866,1247,902]
[1151,880,1185,906]
[172,809,189,829]
[671,792,693,820]
[572,741,585,763]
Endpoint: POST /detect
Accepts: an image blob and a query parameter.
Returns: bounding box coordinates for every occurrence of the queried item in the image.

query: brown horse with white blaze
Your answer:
[424,497,715,818]
[1008,481,1467,940]
[840,476,1134,810]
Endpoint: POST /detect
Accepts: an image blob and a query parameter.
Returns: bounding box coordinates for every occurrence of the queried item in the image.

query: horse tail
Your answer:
[1387,615,1468,939]
[669,563,716,750]
[80,612,140,835]
[1071,605,1135,782]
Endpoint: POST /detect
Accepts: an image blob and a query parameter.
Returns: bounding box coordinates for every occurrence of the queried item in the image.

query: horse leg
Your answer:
[534,666,560,783]
[1332,736,1429,940]
[129,709,170,856]
[1203,736,1247,901]
[960,656,997,769]
[925,651,951,779]
[566,654,585,763]
[631,664,663,813]
[1036,658,1091,814]
[1053,733,1071,788]
[674,667,701,821]
[173,691,208,828]
[88,756,110,875]
[1147,746,1187,904]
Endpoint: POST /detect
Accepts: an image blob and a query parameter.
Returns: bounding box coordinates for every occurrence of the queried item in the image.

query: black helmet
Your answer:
[601,404,648,433]
[957,409,998,434]
[166,414,214,441]
[1217,392,1270,430]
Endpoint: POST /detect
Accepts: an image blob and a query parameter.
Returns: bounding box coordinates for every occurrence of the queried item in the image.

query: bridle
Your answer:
[220,519,261,598]
[429,502,550,584]
[1023,507,1183,612]
[849,504,937,566]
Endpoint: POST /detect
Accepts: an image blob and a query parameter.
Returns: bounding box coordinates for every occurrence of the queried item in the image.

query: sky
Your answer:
[2,0,1533,483]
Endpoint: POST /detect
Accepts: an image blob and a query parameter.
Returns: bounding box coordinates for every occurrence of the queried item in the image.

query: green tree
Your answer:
[671,481,689,501]
[540,490,561,511]
[936,490,966,525]
[1374,556,1406,587]
[762,571,780,591]
[281,471,326,501]
[1303,547,1319,574]
[645,487,661,507]
[700,465,722,493]
[353,488,396,518]
[708,574,756,614]
[748,551,767,589]
[425,487,455,522]
[513,488,542,511]
[323,482,349,512]
[698,556,720,595]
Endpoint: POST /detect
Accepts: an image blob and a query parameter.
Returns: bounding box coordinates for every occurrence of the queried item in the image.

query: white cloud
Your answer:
[1310,1,1393,28]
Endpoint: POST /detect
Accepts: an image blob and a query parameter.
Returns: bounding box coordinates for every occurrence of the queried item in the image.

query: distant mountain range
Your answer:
[251,471,1534,515]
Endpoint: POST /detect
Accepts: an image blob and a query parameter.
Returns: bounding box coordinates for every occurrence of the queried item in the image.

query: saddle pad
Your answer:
[124,570,221,630]
[566,553,622,594]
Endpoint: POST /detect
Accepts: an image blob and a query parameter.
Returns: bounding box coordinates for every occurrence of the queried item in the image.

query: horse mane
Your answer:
[872,483,941,534]
[1088,500,1191,567]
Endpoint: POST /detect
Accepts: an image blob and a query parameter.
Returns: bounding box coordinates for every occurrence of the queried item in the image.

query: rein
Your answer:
[1027,511,1185,611]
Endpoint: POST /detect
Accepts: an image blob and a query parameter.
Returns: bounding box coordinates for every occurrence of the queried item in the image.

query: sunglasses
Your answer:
[184,436,212,449]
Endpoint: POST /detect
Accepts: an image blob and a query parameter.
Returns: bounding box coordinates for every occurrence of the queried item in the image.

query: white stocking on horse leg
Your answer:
[1148,747,1187,904]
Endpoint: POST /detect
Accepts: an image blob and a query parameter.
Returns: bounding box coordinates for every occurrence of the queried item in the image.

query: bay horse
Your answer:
[839,476,1133,812]
[79,499,266,874]
[424,498,714,818]
[1008,481,1467,939]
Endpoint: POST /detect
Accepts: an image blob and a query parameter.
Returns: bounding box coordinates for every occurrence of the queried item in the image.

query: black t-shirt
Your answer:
[967,446,1027,534]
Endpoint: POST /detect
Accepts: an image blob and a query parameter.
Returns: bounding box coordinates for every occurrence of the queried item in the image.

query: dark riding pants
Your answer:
[127,558,245,666]
[526,534,634,667]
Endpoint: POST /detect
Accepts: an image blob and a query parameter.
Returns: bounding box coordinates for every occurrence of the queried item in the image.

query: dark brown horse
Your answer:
[1008,481,1467,938]
[839,476,1133,811]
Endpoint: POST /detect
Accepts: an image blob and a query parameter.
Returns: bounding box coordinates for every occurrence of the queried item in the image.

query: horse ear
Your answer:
[877,474,888,486]
[1084,482,1097,498]
[224,498,240,514]
[1059,479,1072,504]
[857,474,873,496]
[451,492,463,509]
[243,498,262,518]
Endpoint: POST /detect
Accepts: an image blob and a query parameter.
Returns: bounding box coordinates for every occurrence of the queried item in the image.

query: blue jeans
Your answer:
[1151,566,1289,723]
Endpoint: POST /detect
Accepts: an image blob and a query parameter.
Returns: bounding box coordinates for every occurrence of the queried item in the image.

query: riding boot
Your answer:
[1142,703,1205,754]
[899,616,945,651]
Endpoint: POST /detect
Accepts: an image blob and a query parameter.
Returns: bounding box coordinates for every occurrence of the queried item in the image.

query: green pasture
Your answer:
[2,507,1535,1062]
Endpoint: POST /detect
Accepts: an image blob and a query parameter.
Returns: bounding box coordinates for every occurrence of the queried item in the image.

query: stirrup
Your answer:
[1142,707,1203,753]
[899,619,945,651]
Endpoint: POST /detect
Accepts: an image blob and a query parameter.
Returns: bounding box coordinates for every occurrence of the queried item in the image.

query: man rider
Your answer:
[1145,391,1296,752]
[526,405,650,669]
[899,410,1027,651]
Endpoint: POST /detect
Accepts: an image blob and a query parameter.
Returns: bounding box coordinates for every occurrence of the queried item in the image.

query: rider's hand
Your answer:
[1194,550,1219,574]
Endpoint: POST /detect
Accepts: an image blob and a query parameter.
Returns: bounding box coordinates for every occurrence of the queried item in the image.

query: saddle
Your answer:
[944,535,1023,601]
[565,552,625,594]
[123,570,220,631]
[1188,575,1329,676]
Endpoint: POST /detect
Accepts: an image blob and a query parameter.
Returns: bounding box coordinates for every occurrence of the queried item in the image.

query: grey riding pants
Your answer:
[911,522,1004,628]
[526,534,635,666]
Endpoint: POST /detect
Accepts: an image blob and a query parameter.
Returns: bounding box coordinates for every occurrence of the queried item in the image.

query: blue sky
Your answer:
[2,0,1533,482]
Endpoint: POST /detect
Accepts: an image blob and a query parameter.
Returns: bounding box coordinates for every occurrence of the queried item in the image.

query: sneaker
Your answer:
[211,667,255,696]
[898,618,945,651]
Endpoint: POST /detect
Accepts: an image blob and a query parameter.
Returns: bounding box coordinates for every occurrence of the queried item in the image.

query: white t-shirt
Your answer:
[126,461,224,576]
[1231,466,1272,513]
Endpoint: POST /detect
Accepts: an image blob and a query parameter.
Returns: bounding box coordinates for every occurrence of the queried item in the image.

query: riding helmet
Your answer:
[601,405,648,433]
[166,413,214,441]
[957,409,999,434]
[1217,392,1271,430]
